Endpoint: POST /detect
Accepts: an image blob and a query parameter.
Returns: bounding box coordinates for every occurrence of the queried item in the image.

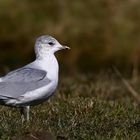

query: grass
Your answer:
[0,70,140,139]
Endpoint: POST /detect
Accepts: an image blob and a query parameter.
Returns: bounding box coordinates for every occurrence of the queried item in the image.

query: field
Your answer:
[0,70,140,140]
[1,0,140,139]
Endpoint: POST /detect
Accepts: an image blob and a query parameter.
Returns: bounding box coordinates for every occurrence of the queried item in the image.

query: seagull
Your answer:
[0,35,70,122]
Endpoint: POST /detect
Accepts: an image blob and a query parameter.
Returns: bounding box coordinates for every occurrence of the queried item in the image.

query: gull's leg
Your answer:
[20,106,30,123]
[20,107,25,124]
[26,106,30,122]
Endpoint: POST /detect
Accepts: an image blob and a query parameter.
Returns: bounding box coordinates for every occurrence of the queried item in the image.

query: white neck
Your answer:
[34,53,59,81]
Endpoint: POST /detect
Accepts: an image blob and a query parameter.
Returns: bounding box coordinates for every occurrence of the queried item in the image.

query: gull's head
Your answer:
[35,35,69,58]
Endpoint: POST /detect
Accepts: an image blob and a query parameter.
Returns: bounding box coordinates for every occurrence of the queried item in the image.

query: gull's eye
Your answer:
[48,42,54,46]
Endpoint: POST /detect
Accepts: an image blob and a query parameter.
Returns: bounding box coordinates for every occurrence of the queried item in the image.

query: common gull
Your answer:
[0,35,70,122]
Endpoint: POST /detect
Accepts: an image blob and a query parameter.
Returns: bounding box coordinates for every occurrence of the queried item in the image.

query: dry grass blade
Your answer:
[113,66,140,103]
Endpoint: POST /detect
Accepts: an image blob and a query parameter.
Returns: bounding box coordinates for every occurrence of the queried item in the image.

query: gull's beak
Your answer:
[60,45,70,50]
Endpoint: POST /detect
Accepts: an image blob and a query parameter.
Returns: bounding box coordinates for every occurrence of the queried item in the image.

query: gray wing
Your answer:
[0,68,51,99]
[1,67,47,82]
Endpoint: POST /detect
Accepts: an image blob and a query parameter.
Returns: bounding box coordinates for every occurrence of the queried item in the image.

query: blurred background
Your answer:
[0,0,140,78]
[1,1,140,138]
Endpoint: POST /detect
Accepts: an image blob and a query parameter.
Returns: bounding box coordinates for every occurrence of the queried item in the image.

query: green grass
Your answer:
[1,71,140,139]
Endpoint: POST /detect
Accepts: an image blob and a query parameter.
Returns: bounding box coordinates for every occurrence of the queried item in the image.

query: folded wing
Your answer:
[2,67,47,82]
[0,68,50,99]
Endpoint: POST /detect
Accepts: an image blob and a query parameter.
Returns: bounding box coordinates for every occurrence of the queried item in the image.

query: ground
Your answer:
[0,70,140,140]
